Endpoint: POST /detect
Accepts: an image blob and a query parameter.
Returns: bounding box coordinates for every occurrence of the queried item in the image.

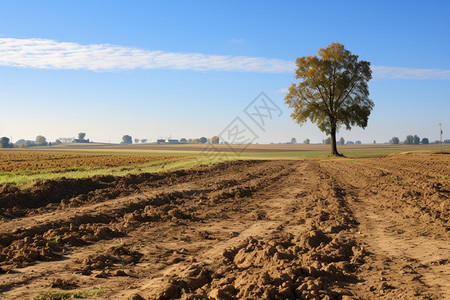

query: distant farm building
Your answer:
[156,139,181,144]
[72,139,90,143]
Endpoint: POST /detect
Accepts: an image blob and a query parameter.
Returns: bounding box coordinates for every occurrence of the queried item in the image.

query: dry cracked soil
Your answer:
[0,151,448,299]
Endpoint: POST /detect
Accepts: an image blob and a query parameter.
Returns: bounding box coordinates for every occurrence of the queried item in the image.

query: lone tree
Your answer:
[211,136,220,144]
[36,135,47,146]
[285,43,373,156]
[390,137,400,144]
[1,137,10,148]
[122,135,132,144]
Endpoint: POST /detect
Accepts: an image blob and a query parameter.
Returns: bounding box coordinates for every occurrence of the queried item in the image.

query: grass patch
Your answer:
[34,289,107,300]
[339,147,427,159]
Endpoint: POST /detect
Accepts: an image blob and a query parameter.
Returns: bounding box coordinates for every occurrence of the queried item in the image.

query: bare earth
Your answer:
[0,152,448,299]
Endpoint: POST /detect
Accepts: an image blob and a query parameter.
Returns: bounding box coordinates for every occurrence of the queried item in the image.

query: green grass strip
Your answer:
[34,289,108,300]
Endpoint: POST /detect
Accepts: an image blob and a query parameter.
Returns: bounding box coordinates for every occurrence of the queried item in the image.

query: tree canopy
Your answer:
[1,137,10,148]
[78,132,86,140]
[211,136,220,144]
[36,135,47,146]
[390,137,400,144]
[285,43,373,155]
[122,135,132,144]
[404,135,414,145]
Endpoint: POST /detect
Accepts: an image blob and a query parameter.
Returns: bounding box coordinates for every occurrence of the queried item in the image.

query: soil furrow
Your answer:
[0,152,448,299]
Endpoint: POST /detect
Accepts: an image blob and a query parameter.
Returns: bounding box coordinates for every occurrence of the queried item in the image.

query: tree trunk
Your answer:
[330,125,340,156]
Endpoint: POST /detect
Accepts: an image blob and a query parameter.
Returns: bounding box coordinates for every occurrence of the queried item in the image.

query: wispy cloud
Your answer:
[371,66,450,80]
[276,88,289,94]
[0,38,449,80]
[230,38,246,44]
[0,38,292,73]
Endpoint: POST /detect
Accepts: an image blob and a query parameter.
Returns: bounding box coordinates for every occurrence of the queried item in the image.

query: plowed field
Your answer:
[0,151,178,172]
[0,152,448,299]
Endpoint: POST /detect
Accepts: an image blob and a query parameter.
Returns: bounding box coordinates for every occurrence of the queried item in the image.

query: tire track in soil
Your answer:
[321,156,450,299]
[353,202,450,299]
[127,163,308,299]
[1,153,448,299]
[0,160,294,299]
[1,159,366,299]
[130,161,367,299]
[0,160,265,219]
[0,160,273,245]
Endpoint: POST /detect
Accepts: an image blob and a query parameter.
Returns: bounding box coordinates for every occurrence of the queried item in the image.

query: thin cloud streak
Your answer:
[0,38,449,80]
[0,38,293,73]
[371,66,450,80]
[230,38,246,43]
[276,88,289,94]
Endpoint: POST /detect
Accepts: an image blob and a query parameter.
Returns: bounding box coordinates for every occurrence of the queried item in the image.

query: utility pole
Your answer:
[439,123,443,152]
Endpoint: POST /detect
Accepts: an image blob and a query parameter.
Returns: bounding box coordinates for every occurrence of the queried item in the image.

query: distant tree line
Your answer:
[322,137,361,145]
[1,135,50,148]
[2,131,448,149]
[120,135,221,145]
[0,133,90,148]
[389,134,442,145]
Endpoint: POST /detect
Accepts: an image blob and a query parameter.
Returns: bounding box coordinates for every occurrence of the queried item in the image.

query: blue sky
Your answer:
[0,0,449,144]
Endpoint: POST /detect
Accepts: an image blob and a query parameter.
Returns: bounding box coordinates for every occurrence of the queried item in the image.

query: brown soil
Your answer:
[46,142,442,153]
[0,151,179,172]
[0,152,448,299]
